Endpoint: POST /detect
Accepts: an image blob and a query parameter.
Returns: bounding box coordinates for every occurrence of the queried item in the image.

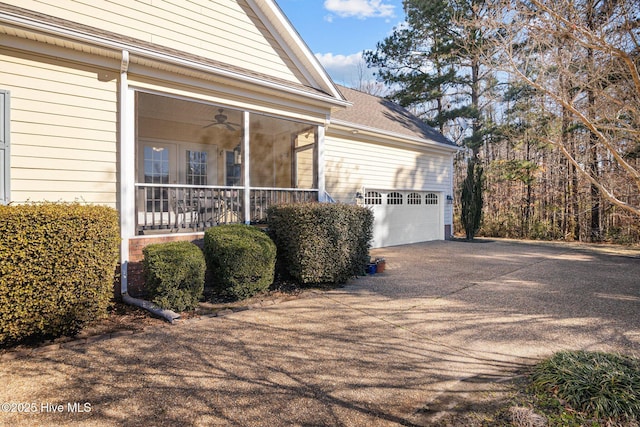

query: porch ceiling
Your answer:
[138,93,309,135]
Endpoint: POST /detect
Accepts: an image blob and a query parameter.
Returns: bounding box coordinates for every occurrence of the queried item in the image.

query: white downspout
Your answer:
[119,49,132,296]
[118,50,179,323]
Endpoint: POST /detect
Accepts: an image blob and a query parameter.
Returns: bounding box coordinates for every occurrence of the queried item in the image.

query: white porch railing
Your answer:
[248,187,319,224]
[135,184,318,234]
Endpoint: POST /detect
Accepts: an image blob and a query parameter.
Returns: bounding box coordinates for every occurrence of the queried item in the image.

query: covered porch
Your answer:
[134,92,321,235]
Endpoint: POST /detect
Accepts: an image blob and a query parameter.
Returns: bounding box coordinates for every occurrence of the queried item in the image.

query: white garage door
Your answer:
[365,190,442,248]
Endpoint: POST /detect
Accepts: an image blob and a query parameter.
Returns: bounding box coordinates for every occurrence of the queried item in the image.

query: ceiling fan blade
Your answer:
[201,108,240,130]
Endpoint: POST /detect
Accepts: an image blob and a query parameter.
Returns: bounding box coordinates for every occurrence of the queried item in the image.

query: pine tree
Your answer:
[363,0,491,143]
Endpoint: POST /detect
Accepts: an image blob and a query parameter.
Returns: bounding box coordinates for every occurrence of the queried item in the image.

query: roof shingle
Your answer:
[333,85,457,147]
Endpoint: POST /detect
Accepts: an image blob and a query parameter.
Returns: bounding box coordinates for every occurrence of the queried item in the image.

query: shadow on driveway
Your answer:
[1,239,638,426]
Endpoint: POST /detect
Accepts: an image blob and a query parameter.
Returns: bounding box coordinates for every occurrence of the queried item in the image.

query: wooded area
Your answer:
[364,0,640,244]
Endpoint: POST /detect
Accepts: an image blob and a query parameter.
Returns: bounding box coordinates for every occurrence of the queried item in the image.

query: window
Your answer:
[407,192,422,205]
[1,90,10,205]
[364,191,382,205]
[186,150,207,185]
[387,192,403,205]
[225,150,241,186]
[426,193,439,205]
[143,145,171,212]
[247,112,316,188]
[144,146,170,184]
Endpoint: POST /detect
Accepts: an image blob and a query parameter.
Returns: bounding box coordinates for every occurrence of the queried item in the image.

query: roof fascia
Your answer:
[329,119,461,153]
[246,0,346,103]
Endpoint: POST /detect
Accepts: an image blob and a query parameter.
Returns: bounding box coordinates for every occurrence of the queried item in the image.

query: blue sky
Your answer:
[276,0,405,87]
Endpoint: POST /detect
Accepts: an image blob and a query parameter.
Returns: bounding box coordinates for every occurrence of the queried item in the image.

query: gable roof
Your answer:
[331,85,458,149]
[250,0,344,101]
[0,0,347,107]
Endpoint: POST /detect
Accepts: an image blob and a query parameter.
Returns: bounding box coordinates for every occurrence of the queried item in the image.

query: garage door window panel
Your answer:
[407,192,422,205]
[365,191,382,205]
[387,192,403,205]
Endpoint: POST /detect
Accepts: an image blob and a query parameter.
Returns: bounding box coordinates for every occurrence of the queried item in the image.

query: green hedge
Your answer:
[267,203,373,285]
[0,203,119,345]
[203,224,276,300]
[142,241,205,312]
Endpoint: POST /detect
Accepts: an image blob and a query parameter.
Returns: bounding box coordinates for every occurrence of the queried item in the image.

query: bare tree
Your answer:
[477,0,640,219]
[352,58,387,96]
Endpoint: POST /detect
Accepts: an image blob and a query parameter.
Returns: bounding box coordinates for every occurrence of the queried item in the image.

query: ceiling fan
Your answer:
[203,108,240,130]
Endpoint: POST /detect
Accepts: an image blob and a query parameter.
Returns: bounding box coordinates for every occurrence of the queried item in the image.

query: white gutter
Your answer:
[329,119,461,153]
[0,11,350,109]
[118,49,179,323]
[449,153,455,238]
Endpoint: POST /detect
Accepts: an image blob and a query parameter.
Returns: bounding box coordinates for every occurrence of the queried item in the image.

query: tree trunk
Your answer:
[586,0,601,242]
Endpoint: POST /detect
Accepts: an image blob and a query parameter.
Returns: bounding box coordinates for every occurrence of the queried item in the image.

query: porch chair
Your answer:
[168,188,199,230]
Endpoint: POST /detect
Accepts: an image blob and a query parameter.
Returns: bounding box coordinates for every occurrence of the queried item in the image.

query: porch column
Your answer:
[448,152,455,239]
[119,51,135,294]
[242,111,250,224]
[317,122,326,202]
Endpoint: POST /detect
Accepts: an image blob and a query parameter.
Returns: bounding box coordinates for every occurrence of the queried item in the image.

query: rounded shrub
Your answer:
[203,224,276,300]
[142,241,205,312]
[0,202,119,345]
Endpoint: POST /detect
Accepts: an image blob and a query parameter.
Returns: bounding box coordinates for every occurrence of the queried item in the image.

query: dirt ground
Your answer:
[0,282,312,357]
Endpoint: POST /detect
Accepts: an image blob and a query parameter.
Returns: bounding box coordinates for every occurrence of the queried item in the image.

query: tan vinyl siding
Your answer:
[325,133,453,222]
[0,47,118,206]
[4,0,306,84]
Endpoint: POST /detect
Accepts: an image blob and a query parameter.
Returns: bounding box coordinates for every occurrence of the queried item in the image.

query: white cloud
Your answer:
[316,52,363,70]
[323,0,395,19]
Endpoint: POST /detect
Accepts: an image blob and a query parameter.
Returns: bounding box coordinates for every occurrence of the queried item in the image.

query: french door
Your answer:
[138,139,217,212]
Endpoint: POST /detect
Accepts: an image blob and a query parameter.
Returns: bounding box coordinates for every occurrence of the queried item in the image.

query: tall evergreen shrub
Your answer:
[267,203,373,285]
[461,159,484,240]
[0,203,119,345]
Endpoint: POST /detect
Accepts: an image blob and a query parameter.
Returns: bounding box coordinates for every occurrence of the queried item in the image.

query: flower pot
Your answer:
[376,259,386,273]
[367,263,377,274]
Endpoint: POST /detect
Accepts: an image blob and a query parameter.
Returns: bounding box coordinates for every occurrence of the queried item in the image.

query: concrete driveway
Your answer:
[1,239,639,426]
